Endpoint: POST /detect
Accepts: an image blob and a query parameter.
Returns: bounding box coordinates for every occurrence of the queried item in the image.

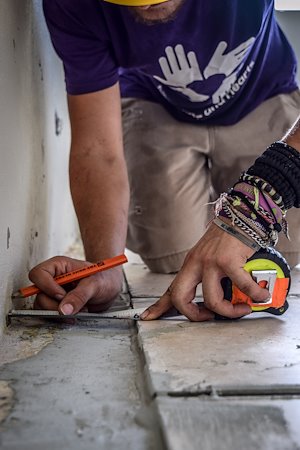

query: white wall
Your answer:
[276,11,300,83]
[0,0,78,334]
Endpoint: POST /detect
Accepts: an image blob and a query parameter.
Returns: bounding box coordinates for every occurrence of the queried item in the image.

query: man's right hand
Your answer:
[29,256,123,315]
[29,85,128,316]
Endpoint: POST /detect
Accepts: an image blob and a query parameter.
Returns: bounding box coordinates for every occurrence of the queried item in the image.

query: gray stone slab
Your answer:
[124,264,175,298]
[137,298,300,395]
[156,396,300,450]
[0,321,161,450]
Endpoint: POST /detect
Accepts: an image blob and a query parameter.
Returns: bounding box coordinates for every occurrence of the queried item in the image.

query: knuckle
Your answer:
[186,250,200,266]
[28,267,38,280]
[204,256,214,268]
[237,281,252,294]
[205,299,219,311]
[201,252,217,267]
[215,254,230,267]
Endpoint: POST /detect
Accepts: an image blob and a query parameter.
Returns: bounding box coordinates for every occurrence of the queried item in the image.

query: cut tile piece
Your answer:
[156,396,300,450]
[124,264,175,298]
[132,298,155,310]
[137,298,300,395]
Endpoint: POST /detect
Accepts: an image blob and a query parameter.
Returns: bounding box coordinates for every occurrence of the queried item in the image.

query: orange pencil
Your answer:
[12,254,128,298]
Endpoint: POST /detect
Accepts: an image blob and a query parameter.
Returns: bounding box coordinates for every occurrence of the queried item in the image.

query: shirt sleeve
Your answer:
[43,0,119,95]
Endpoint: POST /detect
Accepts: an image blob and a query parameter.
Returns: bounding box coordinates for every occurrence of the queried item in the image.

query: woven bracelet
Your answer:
[247,140,300,209]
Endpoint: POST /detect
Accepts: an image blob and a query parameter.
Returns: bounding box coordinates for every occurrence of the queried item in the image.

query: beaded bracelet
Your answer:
[239,173,285,209]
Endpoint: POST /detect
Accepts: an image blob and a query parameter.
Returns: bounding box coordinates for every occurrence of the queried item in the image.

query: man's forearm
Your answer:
[70,149,129,262]
[67,85,129,262]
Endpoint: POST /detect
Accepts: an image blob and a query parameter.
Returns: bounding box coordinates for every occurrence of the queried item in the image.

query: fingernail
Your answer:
[61,304,74,315]
[140,310,150,320]
[55,294,64,301]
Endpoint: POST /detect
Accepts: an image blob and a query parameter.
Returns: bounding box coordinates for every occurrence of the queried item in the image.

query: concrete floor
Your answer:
[0,255,300,449]
[0,319,162,450]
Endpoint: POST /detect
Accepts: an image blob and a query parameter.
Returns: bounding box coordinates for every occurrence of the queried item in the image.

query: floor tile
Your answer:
[124,264,203,298]
[0,321,160,450]
[136,298,300,395]
[156,396,300,450]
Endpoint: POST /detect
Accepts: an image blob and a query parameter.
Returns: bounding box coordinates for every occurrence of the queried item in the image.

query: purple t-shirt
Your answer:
[43,0,297,125]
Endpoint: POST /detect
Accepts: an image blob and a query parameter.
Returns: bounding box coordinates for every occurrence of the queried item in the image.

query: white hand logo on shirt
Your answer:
[204,38,255,79]
[154,44,209,102]
[212,70,238,104]
[154,37,255,104]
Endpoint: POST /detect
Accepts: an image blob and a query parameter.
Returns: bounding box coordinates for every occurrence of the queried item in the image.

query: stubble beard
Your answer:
[129,0,186,25]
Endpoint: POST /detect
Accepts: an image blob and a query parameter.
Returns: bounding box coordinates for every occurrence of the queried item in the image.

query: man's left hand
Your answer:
[141,223,270,321]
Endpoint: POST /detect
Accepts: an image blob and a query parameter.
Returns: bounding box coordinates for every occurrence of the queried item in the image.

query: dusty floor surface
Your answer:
[0,319,162,450]
[0,256,300,449]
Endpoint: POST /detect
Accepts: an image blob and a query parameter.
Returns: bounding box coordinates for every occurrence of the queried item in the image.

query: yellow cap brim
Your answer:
[103,0,168,6]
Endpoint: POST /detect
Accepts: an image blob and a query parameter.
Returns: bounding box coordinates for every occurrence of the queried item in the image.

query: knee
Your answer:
[142,250,189,274]
[281,252,300,270]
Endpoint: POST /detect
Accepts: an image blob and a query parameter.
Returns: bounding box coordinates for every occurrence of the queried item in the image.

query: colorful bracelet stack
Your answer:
[215,185,286,248]
[214,141,299,248]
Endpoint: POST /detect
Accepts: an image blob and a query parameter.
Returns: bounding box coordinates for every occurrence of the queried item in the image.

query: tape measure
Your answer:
[221,247,291,316]
[7,307,189,322]
[7,308,147,321]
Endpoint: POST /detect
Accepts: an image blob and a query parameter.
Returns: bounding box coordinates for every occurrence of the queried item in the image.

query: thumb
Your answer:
[227,266,271,304]
[59,281,96,315]
[153,75,171,86]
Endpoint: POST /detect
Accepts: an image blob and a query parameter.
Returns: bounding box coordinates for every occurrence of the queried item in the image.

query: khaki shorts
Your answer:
[122,91,300,273]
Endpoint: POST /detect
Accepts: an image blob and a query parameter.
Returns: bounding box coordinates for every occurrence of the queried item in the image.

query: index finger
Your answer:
[29,266,67,300]
[28,258,90,301]
[167,268,213,321]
